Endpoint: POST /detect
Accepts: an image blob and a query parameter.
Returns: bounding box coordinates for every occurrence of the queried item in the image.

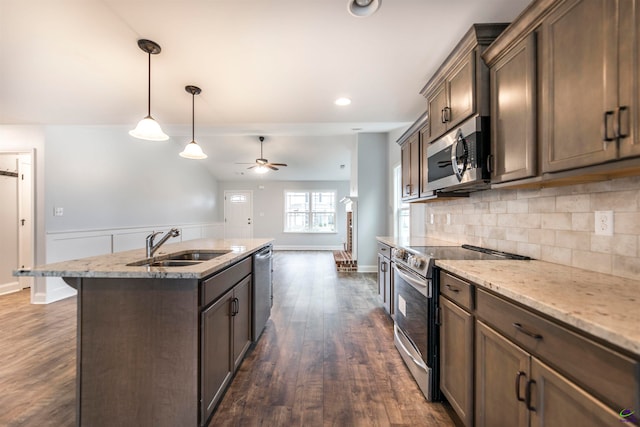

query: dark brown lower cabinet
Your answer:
[475,320,529,427]
[530,358,620,426]
[201,275,252,425]
[476,320,621,427]
[439,296,474,427]
[232,276,252,371]
[201,288,233,424]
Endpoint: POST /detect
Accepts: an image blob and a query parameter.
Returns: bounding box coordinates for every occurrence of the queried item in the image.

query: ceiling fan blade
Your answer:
[267,165,279,171]
[235,162,256,165]
[247,165,257,169]
[270,163,287,167]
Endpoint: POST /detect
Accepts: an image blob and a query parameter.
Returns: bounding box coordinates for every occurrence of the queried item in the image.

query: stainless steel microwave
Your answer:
[425,115,491,192]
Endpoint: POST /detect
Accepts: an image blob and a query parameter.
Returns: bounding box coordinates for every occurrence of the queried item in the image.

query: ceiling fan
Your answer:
[237,136,288,173]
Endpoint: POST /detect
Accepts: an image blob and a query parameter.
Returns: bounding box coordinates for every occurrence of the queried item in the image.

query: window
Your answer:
[284,190,336,233]
[394,165,410,238]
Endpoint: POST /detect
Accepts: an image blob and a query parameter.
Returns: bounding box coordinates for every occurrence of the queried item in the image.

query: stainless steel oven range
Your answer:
[391,244,530,402]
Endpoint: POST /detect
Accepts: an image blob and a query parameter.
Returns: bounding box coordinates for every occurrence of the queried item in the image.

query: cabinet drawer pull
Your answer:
[512,322,543,340]
[515,371,526,402]
[525,379,536,411]
[603,110,616,147]
[445,284,459,293]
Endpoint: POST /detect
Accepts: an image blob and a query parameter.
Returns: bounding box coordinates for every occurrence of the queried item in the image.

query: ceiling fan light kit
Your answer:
[236,136,288,173]
[129,39,169,141]
[347,0,381,17]
[179,85,207,160]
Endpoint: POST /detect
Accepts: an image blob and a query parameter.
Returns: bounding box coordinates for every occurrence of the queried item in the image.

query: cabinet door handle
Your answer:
[445,284,459,293]
[525,379,536,411]
[515,371,526,402]
[512,322,543,340]
[435,306,441,326]
[603,110,616,148]
[486,154,493,174]
[442,107,451,123]
[381,261,387,273]
[231,297,239,316]
[617,106,630,139]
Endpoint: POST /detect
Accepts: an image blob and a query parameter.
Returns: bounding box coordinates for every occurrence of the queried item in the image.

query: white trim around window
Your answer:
[283,189,337,233]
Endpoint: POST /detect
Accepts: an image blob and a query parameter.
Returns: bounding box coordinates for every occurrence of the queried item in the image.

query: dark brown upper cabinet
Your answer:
[483,0,640,188]
[487,33,538,184]
[421,24,508,144]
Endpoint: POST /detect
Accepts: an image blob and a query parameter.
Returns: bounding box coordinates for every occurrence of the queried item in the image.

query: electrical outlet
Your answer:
[53,207,64,216]
[594,210,614,236]
[430,214,434,224]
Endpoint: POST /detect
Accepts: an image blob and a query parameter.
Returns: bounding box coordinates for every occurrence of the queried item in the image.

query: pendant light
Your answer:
[179,85,207,159]
[129,39,169,141]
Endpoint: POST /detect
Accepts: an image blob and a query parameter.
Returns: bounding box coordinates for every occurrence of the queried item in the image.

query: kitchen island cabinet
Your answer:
[15,238,273,427]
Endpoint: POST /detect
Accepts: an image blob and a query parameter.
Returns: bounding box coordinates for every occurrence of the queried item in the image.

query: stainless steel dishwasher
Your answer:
[252,245,273,340]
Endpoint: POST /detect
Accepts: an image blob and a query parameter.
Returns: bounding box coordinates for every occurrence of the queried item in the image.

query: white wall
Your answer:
[218,180,350,250]
[0,154,19,291]
[0,126,46,300]
[386,126,406,236]
[44,126,220,231]
[355,133,388,272]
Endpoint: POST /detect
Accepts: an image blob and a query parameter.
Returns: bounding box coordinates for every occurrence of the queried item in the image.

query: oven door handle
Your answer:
[394,326,427,371]
[393,264,430,298]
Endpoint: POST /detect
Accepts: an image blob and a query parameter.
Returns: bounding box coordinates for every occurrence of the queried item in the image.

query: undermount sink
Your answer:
[126,250,231,267]
[166,250,231,261]
[148,260,203,267]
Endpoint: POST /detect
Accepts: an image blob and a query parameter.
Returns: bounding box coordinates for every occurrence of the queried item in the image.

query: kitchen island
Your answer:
[15,238,274,427]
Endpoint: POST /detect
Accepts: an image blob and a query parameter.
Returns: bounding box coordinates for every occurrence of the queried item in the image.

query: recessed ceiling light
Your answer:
[335,97,352,106]
[347,0,381,17]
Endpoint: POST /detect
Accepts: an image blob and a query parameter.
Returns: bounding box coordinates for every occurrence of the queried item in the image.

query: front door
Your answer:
[224,190,253,239]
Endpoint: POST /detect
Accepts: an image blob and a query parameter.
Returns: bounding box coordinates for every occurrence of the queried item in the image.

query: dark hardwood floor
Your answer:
[0,251,454,427]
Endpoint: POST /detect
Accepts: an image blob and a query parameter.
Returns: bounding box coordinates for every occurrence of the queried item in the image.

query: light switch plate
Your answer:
[594,210,613,236]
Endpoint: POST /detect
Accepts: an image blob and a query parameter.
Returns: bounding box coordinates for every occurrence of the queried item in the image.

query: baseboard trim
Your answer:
[32,278,77,304]
[357,265,377,273]
[0,281,21,296]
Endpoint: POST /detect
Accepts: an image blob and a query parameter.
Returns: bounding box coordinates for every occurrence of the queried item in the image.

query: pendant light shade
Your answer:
[179,85,207,160]
[129,39,169,141]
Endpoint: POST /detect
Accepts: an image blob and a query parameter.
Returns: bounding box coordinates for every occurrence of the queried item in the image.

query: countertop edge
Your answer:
[14,238,274,280]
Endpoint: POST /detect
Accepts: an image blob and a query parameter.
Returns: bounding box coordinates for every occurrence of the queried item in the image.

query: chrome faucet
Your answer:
[146,228,180,258]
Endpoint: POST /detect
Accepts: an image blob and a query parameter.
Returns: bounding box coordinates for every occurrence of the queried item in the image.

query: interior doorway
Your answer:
[0,151,34,296]
[224,190,253,239]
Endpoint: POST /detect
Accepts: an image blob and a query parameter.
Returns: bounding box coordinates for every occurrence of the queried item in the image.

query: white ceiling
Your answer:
[0,0,531,181]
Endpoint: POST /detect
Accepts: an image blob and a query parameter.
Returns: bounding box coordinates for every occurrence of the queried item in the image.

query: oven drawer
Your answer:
[440,272,473,310]
[476,289,638,410]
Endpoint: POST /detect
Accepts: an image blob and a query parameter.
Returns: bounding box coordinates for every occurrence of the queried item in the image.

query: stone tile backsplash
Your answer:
[419,176,640,281]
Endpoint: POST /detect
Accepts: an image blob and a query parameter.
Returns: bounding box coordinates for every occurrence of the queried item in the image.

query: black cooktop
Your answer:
[407,244,531,261]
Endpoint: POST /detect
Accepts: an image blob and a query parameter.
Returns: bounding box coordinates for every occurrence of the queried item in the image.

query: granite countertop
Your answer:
[14,238,274,280]
[436,259,640,357]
